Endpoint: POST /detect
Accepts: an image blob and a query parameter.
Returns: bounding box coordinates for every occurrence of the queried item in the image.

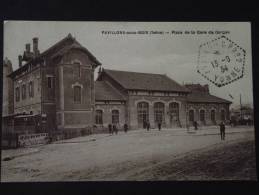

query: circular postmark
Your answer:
[197,36,246,87]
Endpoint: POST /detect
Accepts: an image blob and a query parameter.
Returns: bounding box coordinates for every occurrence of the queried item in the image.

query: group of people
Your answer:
[143,120,162,131]
[107,120,226,140]
[108,121,164,134]
[108,123,128,135]
[191,120,226,140]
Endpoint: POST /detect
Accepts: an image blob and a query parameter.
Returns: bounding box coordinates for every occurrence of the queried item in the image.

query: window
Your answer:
[95,110,103,124]
[137,102,149,128]
[189,110,194,122]
[28,81,34,97]
[112,110,119,124]
[15,87,20,102]
[37,78,40,92]
[221,110,226,121]
[74,86,81,103]
[47,77,53,89]
[22,84,26,100]
[73,62,81,78]
[211,110,216,121]
[169,102,180,125]
[200,110,205,122]
[154,102,165,124]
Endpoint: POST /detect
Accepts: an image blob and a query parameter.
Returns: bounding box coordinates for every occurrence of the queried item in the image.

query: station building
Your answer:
[95,69,231,130]
[3,34,231,138]
[5,34,100,137]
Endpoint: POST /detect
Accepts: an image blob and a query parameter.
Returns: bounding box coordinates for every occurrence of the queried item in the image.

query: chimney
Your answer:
[25,43,31,53]
[33,37,39,56]
[18,55,22,67]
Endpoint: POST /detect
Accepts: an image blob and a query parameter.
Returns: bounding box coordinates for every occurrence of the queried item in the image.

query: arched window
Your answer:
[200,110,205,122]
[169,102,180,126]
[221,109,226,121]
[74,86,82,103]
[211,110,216,122]
[137,102,149,128]
[112,110,119,124]
[95,110,103,124]
[154,102,165,124]
[22,84,26,100]
[189,110,194,122]
[15,87,20,102]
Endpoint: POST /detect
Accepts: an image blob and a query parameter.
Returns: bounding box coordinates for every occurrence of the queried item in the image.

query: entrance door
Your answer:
[137,102,149,128]
[154,102,165,127]
[211,110,216,124]
[169,102,180,127]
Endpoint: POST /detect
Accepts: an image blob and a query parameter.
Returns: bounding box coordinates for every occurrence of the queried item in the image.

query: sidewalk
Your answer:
[2,147,40,160]
[180,126,254,136]
[2,126,254,160]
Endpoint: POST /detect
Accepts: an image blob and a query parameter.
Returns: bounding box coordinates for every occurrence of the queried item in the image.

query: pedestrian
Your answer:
[124,123,128,133]
[143,120,147,129]
[108,123,112,134]
[158,122,161,131]
[112,124,116,135]
[114,123,118,135]
[147,121,150,131]
[193,121,198,130]
[219,121,225,140]
[116,123,119,134]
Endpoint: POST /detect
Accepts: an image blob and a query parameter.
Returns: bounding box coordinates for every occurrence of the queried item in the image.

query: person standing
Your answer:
[158,122,161,131]
[113,123,118,135]
[219,121,225,140]
[193,121,198,130]
[143,120,147,129]
[112,124,116,135]
[108,123,112,135]
[146,121,150,131]
[124,123,128,133]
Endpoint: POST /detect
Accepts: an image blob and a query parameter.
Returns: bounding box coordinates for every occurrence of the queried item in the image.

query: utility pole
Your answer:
[240,94,243,120]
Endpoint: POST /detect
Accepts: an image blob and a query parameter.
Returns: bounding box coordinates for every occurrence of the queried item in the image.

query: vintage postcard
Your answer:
[1,21,256,181]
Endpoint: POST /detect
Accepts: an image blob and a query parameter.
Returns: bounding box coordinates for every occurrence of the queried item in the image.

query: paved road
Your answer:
[1,127,256,181]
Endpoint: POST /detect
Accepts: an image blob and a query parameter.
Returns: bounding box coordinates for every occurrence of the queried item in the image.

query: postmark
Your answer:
[197,35,246,87]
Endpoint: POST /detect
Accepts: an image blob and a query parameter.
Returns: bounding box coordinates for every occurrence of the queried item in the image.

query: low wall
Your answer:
[18,133,49,147]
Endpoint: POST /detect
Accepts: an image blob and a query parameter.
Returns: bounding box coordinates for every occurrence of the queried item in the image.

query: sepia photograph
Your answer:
[1,21,256,181]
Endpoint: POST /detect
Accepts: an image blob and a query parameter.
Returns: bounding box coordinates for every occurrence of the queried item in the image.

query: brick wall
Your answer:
[187,103,230,126]
[56,49,97,131]
[2,61,14,116]
[95,103,126,127]
[128,95,188,129]
[13,68,41,114]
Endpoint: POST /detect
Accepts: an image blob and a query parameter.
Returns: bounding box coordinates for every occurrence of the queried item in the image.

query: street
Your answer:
[1,126,256,181]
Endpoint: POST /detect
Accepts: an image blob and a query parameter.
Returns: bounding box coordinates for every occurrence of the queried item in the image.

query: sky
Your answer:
[3,21,253,108]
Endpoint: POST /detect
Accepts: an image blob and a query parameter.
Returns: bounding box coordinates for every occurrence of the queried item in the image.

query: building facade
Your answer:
[185,84,231,126]
[3,34,231,139]
[95,69,232,130]
[2,57,14,117]
[7,34,101,136]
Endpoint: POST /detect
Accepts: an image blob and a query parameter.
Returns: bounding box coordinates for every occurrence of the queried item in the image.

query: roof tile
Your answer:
[103,69,189,92]
[95,81,126,101]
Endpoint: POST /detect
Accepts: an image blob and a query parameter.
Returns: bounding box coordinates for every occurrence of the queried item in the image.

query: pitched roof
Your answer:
[102,69,190,92]
[187,92,232,104]
[95,81,126,101]
[50,40,101,66]
[9,34,101,78]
